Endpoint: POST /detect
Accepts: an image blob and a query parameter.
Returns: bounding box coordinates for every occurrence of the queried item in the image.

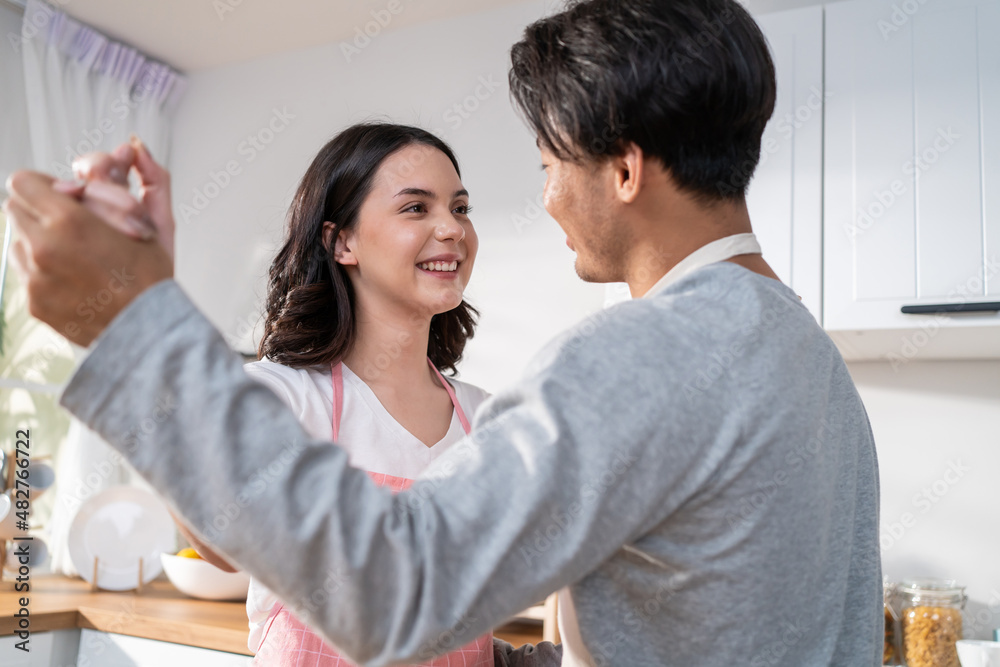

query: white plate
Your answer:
[68,485,175,591]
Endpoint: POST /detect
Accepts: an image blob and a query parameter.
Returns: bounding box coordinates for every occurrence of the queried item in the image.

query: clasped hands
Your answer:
[2,136,176,348]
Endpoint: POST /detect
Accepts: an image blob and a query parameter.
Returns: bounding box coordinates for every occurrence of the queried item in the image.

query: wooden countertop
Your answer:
[0,574,542,656]
[0,574,255,655]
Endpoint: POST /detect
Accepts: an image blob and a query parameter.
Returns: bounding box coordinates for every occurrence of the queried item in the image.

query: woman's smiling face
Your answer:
[334,143,477,318]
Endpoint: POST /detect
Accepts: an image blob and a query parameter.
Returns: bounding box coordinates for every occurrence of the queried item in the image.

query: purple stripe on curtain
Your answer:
[24,0,186,113]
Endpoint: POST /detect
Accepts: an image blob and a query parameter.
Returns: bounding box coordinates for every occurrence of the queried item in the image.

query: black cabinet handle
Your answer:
[901,302,1000,314]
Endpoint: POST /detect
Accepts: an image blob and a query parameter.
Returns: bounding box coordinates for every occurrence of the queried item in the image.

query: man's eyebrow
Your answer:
[394,188,470,199]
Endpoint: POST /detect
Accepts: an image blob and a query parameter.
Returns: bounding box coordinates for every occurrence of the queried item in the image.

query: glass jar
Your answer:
[883,579,901,665]
[896,579,966,667]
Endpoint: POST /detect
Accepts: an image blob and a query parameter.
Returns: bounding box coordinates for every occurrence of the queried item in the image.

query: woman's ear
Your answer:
[332,226,358,266]
[322,221,356,266]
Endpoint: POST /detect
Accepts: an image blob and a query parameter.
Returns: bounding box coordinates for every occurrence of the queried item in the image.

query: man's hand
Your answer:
[57,136,176,260]
[3,170,173,348]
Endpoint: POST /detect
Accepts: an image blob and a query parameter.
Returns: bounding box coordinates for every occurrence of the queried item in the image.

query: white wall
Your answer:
[169,0,1000,636]
[847,360,1000,636]
[169,0,601,393]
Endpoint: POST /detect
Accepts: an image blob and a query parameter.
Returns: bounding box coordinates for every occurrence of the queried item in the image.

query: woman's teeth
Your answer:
[418,261,458,272]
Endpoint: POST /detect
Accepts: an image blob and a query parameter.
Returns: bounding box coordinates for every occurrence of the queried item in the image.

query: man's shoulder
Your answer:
[529,262,829,384]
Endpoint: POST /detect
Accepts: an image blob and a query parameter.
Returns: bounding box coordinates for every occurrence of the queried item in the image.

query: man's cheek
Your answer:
[543,178,566,219]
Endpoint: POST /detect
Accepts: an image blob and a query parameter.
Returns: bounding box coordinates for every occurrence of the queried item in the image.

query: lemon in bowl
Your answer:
[160,549,250,601]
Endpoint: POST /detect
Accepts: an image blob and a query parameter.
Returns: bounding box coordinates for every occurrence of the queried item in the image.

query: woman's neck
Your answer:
[337,293,457,449]
[341,301,438,391]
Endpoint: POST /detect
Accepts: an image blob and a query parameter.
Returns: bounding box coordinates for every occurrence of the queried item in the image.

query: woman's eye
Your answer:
[403,203,426,214]
[454,204,473,215]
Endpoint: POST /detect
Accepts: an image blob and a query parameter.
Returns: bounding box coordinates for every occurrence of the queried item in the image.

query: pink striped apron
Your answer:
[251,359,493,667]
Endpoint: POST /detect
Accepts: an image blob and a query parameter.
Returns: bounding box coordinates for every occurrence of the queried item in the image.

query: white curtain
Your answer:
[0,5,31,191]
[19,0,187,576]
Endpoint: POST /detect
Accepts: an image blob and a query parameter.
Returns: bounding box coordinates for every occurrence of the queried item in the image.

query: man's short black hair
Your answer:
[509,0,776,202]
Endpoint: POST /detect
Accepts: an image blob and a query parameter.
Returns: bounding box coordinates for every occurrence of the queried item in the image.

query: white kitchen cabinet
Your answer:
[823,0,1000,360]
[1,629,251,667]
[0,630,80,666]
[75,630,252,666]
[746,5,824,322]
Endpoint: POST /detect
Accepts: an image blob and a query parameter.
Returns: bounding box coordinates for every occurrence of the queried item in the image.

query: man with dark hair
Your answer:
[4,0,881,665]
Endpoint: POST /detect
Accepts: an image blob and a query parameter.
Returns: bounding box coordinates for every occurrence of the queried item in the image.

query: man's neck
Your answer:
[623,195,776,297]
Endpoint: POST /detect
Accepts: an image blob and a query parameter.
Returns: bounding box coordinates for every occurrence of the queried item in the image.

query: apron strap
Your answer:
[330,361,343,442]
[428,359,472,435]
[330,358,471,440]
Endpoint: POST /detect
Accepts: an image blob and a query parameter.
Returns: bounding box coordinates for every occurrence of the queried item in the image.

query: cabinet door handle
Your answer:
[901,302,1000,314]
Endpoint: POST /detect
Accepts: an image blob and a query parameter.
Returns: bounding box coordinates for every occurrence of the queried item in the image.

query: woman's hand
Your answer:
[169,509,240,573]
[54,136,177,260]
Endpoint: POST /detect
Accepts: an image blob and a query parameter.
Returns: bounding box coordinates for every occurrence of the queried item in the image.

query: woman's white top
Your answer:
[241,359,490,653]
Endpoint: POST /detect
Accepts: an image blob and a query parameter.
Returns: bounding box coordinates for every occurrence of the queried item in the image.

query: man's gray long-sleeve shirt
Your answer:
[59,262,882,666]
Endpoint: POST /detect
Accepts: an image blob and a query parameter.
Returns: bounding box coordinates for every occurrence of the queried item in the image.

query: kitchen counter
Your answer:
[0,574,255,655]
[0,574,543,656]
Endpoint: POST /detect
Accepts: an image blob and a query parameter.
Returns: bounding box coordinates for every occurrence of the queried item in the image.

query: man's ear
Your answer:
[614,142,644,204]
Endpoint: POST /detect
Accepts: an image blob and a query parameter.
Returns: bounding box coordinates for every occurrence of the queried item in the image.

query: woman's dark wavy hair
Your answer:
[509,0,776,203]
[257,123,479,374]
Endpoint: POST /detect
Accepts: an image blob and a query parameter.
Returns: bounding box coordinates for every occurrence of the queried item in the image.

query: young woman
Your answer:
[237,123,494,666]
[71,124,495,666]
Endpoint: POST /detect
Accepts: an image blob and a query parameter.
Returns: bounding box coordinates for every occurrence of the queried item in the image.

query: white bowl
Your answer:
[957,640,1000,667]
[160,552,251,601]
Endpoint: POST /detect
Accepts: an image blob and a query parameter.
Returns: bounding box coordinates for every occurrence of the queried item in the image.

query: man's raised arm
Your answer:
[58,276,687,665]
